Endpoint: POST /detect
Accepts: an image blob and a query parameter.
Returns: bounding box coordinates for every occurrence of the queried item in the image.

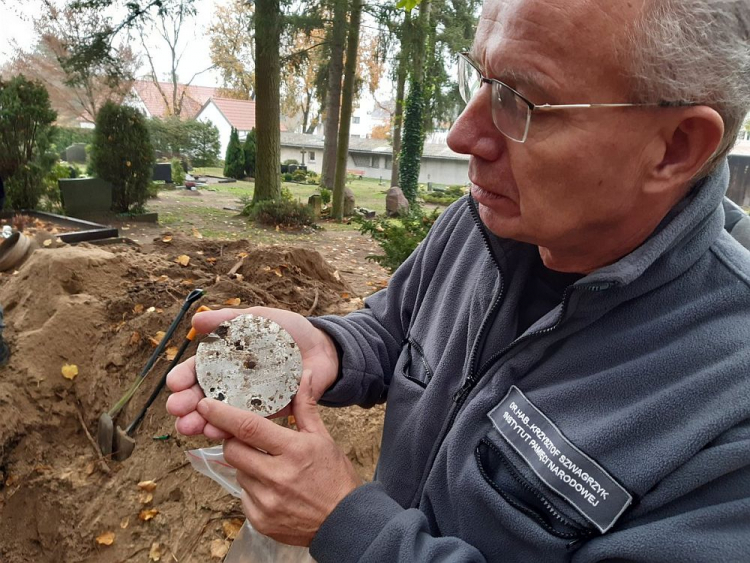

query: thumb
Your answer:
[291,369,327,435]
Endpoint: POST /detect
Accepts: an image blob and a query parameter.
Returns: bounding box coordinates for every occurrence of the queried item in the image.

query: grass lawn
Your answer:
[193,167,394,215]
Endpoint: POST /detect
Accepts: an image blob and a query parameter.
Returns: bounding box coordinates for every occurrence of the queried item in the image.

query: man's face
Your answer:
[447,0,673,271]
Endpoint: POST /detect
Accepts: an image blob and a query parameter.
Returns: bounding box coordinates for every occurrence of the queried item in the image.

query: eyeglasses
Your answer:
[457,52,670,143]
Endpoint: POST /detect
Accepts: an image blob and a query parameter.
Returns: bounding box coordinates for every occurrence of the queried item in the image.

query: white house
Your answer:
[197,97,288,157]
[279,132,470,186]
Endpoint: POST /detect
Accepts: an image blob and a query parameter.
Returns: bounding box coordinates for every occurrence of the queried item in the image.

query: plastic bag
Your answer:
[187,446,315,563]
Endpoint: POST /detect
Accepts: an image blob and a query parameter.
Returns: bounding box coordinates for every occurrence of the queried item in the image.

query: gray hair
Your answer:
[626,0,750,176]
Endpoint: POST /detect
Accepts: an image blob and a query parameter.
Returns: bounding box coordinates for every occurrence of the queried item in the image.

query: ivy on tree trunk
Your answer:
[398,80,424,203]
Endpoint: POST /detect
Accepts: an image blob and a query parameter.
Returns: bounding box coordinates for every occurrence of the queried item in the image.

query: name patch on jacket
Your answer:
[488,386,632,533]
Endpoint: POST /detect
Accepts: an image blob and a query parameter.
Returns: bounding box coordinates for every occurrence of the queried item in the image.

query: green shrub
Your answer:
[283,159,299,165]
[283,172,294,182]
[244,199,316,229]
[243,128,256,177]
[146,117,220,166]
[307,170,319,179]
[0,75,57,209]
[171,158,186,186]
[52,127,94,156]
[39,160,73,212]
[306,178,318,185]
[90,101,155,213]
[319,187,331,205]
[281,186,295,202]
[292,169,307,182]
[224,127,245,179]
[355,208,440,272]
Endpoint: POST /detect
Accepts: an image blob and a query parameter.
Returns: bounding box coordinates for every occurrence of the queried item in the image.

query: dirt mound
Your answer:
[0,237,384,563]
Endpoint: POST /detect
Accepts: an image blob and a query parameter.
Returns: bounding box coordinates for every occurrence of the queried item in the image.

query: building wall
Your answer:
[280,146,324,173]
[418,158,470,186]
[197,103,233,157]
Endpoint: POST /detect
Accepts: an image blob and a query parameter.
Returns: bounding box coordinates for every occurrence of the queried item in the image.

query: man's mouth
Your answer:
[470,182,507,201]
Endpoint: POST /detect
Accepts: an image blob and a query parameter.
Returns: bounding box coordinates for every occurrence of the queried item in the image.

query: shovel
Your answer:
[97,289,205,457]
[112,306,210,461]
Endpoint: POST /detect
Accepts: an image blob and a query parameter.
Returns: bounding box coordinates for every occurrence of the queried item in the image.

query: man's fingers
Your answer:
[197,398,293,454]
[204,423,232,441]
[175,411,207,436]
[165,383,204,417]
[192,308,250,334]
[166,356,197,393]
[291,369,328,435]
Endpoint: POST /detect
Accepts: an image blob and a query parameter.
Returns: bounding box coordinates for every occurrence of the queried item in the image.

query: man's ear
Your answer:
[645,106,724,194]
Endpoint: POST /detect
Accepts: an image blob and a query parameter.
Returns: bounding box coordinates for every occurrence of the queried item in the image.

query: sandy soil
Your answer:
[0,234,387,563]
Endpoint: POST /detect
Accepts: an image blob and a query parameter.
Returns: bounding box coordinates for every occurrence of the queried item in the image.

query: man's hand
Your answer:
[197,370,363,546]
[166,306,340,440]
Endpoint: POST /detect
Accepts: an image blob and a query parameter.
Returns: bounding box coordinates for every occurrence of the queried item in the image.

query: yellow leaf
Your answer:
[95,531,115,546]
[210,539,229,559]
[149,542,162,561]
[149,331,166,347]
[192,228,203,239]
[206,257,217,264]
[139,491,153,505]
[157,275,170,283]
[139,508,159,521]
[271,267,283,277]
[61,364,79,380]
[162,235,173,243]
[43,239,52,247]
[175,255,190,267]
[238,252,249,259]
[165,346,178,361]
[222,519,244,540]
[133,304,144,314]
[138,480,157,492]
[129,331,141,346]
[341,292,350,299]
[180,279,194,286]
[224,297,241,307]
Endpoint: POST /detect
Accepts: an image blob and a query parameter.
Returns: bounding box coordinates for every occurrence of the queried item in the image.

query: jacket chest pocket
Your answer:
[475,435,597,541]
[399,337,434,388]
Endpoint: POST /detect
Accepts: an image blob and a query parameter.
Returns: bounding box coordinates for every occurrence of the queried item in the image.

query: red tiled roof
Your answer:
[204,97,288,132]
[132,80,220,119]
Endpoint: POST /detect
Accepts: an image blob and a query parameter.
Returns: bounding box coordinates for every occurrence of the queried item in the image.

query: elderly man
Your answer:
[167,0,750,560]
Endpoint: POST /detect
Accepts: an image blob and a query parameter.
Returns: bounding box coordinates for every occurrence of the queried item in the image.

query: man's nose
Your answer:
[447,85,505,161]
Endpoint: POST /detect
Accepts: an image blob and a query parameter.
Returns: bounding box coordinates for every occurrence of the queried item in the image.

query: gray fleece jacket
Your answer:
[309,161,750,562]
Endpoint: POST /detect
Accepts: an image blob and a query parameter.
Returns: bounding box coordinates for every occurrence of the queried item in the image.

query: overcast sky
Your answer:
[0,0,225,87]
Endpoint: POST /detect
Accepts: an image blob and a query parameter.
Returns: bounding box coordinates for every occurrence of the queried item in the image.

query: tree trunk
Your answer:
[389,13,410,188]
[253,0,282,203]
[320,0,347,190]
[332,0,362,221]
[398,0,431,204]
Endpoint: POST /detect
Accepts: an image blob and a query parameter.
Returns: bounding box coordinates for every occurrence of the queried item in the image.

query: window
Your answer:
[309,151,316,162]
[371,155,380,168]
[353,116,361,124]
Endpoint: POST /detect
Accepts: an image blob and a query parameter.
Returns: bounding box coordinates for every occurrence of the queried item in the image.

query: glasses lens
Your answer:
[491,82,531,142]
[458,55,482,104]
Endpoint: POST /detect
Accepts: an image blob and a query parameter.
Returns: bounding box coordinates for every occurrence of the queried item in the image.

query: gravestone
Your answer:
[308,194,322,217]
[153,163,173,183]
[344,187,356,216]
[59,178,113,219]
[386,186,410,217]
[65,143,87,163]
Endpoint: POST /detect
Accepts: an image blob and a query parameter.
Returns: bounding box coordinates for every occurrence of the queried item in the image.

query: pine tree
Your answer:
[223,127,245,179]
[243,128,257,178]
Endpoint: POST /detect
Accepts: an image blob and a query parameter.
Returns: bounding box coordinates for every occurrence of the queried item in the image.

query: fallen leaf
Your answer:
[210,539,229,559]
[157,275,169,283]
[149,542,162,561]
[138,480,158,492]
[156,308,164,314]
[85,461,96,476]
[238,252,248,259]
[206,257,217,264]
[222,519,244,540]
[129,331,141,346]
[192,228,203,239]
[180,279,194,286]
[139,491,154,505]
[341,292,350,299]
[43,239,52,247]
[165,346,179,361]
[149,331,166,347]
[133,304,144,314]
[224,297,241,307]
[139,508,159,521]
[95,531,115,546]
[271,267,283,277]
[175,255,190,267]
[120,517,129,529]
[162,235,173,243]
[61,364,79,380]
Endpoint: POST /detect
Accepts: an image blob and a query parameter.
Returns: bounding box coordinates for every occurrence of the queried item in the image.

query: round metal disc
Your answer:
[195,314,303,416]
